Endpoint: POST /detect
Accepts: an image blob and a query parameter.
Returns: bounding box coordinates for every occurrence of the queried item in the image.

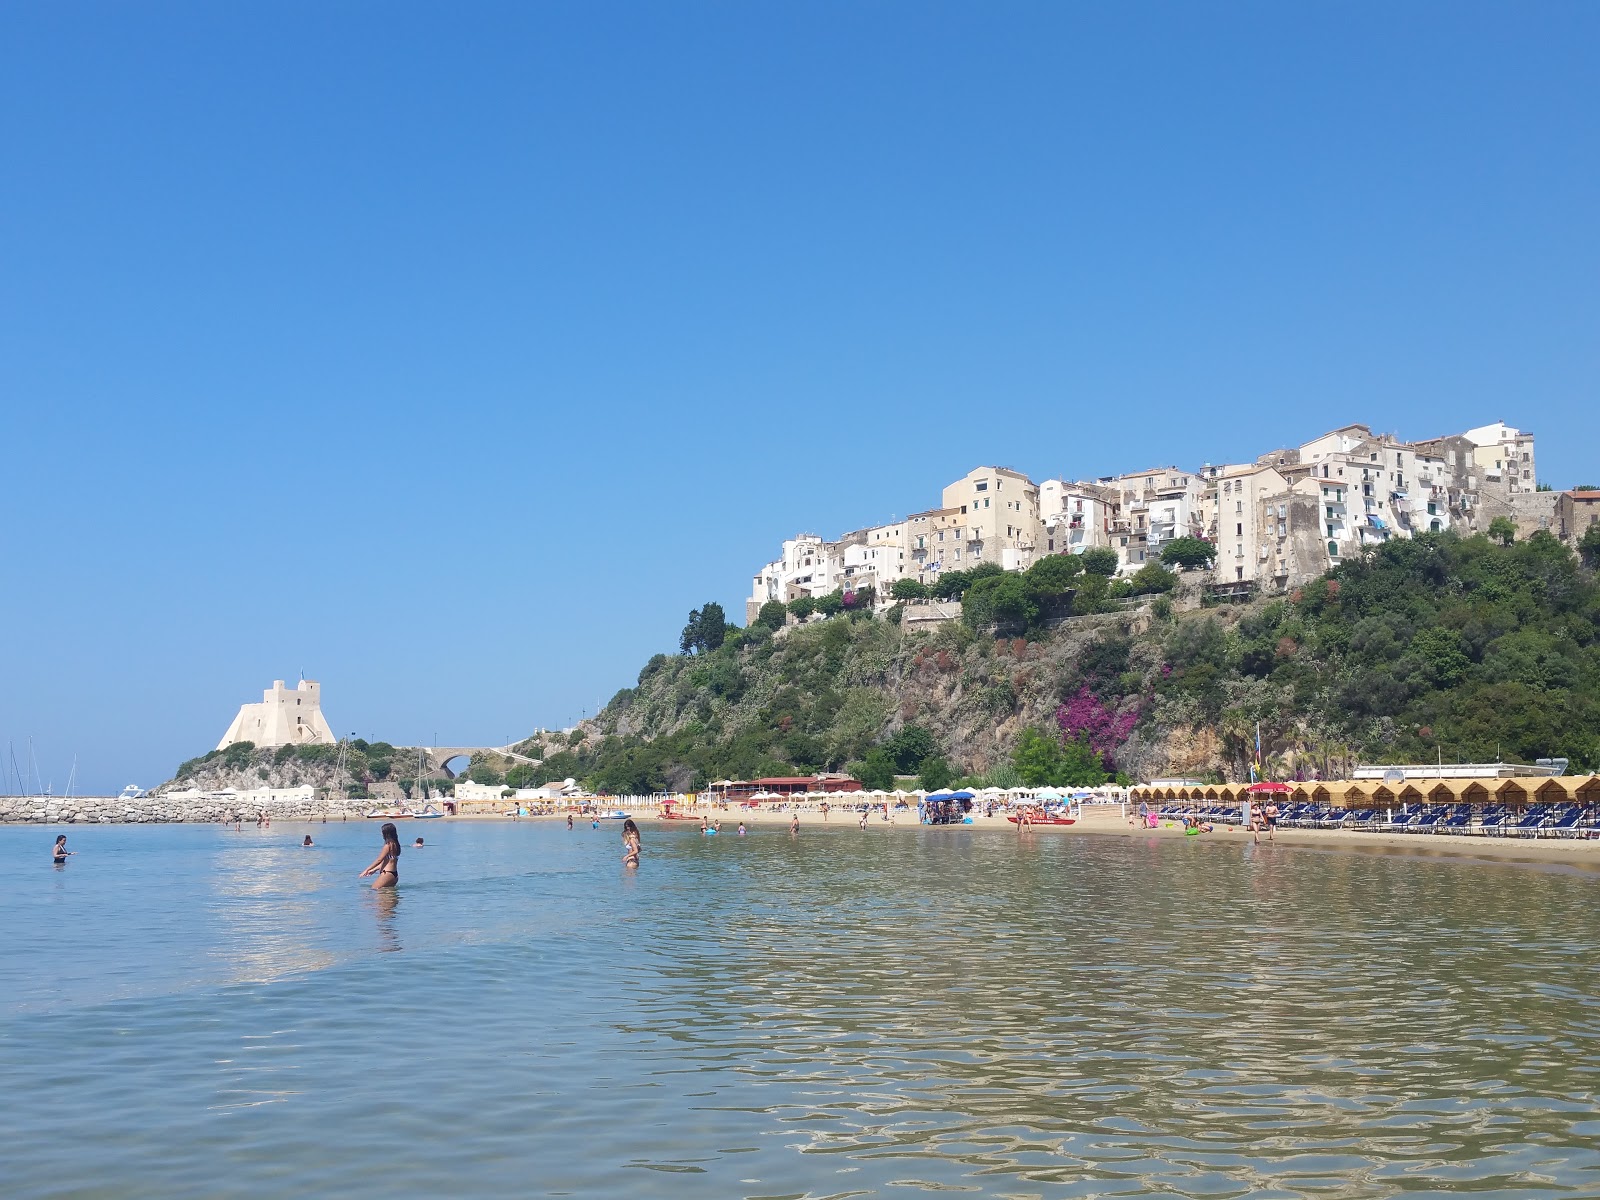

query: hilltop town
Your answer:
[746,419,1600,620]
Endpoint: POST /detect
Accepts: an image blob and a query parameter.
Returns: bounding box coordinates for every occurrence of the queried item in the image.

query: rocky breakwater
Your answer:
[0,790,373,824]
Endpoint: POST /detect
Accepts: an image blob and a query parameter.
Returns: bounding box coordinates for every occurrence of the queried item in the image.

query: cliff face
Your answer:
[577,530,1600,791]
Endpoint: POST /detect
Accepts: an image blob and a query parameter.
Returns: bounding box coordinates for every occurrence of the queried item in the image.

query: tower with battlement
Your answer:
[216,679,337,750]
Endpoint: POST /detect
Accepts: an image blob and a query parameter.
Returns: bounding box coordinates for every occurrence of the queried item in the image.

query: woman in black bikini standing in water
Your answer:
[53,834,72,864]
[360,822,402,889]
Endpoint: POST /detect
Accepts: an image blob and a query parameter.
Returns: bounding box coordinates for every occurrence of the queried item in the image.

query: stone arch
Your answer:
[439,753,473,779]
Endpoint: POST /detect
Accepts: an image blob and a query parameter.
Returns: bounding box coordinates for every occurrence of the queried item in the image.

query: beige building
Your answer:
[940,467,1042,571]
[217,679,336,751]
[1557,490,1600,545]
[905,506,964,581]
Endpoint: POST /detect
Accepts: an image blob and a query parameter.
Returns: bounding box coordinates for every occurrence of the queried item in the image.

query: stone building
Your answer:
[216,679,336,751]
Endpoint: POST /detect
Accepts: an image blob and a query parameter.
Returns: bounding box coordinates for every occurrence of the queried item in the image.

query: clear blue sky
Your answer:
[3,2,1596,793]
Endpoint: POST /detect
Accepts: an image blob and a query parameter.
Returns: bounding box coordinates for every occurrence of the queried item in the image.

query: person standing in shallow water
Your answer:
[620,818,641,867]
[360,822,401,889]
[52,835,72,864]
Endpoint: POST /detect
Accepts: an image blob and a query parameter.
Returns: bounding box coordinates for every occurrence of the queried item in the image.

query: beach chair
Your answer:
[1540,808,1583,838]
[1476,811,1507,835]
[1320,809,1350,829]
[1438,809,1472,832]
[1408,808,1447,833]
[1504,806,1551,837]
[1383,810,1417,831]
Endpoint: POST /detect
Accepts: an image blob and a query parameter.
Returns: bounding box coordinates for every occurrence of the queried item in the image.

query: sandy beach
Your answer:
[472,799,1600,869]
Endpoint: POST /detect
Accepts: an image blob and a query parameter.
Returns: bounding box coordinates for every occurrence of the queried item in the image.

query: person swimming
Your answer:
[360,822,402,889]
[621,818,641,867]
[52,834,71,864]
[413,837,424,848]
[302,835,314,847]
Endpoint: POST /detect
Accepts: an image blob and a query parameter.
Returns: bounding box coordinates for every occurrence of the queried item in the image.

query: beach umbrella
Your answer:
[1247,782,1291,794]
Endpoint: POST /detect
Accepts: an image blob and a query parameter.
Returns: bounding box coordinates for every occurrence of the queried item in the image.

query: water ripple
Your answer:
[1,822,1597,1197]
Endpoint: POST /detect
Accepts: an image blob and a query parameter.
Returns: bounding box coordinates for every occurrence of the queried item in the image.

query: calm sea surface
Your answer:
[2,819,1597,1199]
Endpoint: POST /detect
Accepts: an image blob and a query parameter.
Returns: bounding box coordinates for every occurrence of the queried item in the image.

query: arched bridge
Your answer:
[424,745,541,778]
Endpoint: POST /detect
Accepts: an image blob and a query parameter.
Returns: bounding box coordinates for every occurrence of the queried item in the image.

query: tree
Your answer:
[1488,516,1517,546]
[962,572,1038,634]
[1025,553,1083,591]
[1012,726,1064,786]
[1127,562,1178,595]
[756,600,788,630]
[1160,536,1217,571]
[816,590,845,617]
[918,755,954,792]
[885,725,938,773]
[680,604,727,655]
[843,585,876,611]
[856,748,896,791]
[892,578,929,601]
[932,569,970,599]
[787,595,817,621]
[467,762,505,786]
[1580,523,1600,569]
[1080,547,1119,576]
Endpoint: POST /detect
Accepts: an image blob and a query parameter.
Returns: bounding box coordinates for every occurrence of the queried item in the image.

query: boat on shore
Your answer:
[365,808,413,819]
[600,810,631,820]
[1007,811,1077,826]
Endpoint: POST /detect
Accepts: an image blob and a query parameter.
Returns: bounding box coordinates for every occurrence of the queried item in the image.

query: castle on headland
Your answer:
[747,419,1579,620]
[216,679,336,751]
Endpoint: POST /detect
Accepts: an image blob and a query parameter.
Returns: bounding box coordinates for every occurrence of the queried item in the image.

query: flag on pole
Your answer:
[1252,722,1262,784]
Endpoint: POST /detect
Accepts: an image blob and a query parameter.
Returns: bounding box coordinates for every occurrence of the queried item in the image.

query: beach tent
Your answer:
[1495,779,1531,808]
[1425,781,1457,806]
[1575,776,1600,805]
[1533,778,1575,805]
[1456,781,1490,806]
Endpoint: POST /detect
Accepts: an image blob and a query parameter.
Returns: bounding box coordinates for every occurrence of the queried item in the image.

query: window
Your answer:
[1236,523,1243,536]
[1236,500,1243,513]
[975,482,988,492]
[1328,541,1339,557]
[984,497,990,508]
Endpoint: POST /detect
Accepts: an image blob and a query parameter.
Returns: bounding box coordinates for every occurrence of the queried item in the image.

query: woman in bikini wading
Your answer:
[360,821,402,889]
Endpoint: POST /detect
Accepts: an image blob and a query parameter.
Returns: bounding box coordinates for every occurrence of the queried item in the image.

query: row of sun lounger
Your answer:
[1154,802,1599,838]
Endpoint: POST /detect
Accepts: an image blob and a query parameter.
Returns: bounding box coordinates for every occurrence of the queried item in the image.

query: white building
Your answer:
[217,680,336,751]
[1038,480,1118,556]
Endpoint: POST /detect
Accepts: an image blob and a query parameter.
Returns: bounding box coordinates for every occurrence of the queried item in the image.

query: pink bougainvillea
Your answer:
[1056,686,1139,765]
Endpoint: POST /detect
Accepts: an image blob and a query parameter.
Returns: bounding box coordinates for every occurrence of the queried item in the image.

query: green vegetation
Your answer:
[170,530,1600,793]
[1160,536,1217,571]
[680,602,728,655]
[1080,547,1119,576]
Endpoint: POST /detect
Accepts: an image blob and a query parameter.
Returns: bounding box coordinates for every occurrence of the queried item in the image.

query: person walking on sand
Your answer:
[52,834,72,865]
[359,822,402,889]
[621,818,641,867]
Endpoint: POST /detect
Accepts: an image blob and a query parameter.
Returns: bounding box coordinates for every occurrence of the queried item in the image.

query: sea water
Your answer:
[2,820,1598,1198]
